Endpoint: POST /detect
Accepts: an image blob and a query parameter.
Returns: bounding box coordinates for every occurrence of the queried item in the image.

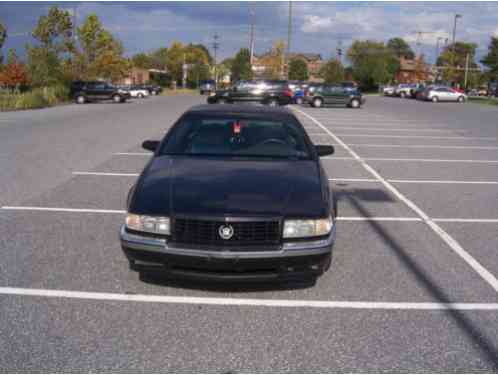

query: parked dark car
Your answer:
[199,79,216,95]
[138,84,162,95]
[120,105,337,283]
[304,84,365,108]
[70,81,131,104]
[207,80,293,106]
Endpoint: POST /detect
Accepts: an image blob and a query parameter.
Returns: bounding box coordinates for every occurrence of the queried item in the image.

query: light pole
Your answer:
[435,36,443,64]
[451,14,462,52]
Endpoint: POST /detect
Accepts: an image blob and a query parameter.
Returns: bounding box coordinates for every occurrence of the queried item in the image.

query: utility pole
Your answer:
[464,52,470,89]
[435,36,443,63]
[452,14,462,51]
[182,52,187,89]
[249,9,255,65]
[212,33,220,87]
[286,1,292,78]
[336,40,343,63]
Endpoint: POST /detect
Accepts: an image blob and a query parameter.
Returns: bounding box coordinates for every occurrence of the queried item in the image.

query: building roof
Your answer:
[288,53,323,62]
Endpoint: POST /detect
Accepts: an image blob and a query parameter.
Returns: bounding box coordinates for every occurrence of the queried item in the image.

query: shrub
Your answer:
[0,85,69,111]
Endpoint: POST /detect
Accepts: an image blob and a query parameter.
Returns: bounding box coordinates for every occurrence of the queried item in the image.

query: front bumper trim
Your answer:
[120,224,335,259]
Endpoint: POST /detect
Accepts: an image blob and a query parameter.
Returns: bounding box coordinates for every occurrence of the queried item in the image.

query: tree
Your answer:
[131,53,152,69]
[481,37,498,77]
[76,14,130,81]
[26,6,74,86]
[319,59,345,83]
[288,59,309,81]
[231,48,252,82]
[149,47,168,70]
[0,60,30,88]
[0,22,6,66]
[437,41,478,85]
[347,40,397,89]
[387,37,415,59]
[414,54,427,82]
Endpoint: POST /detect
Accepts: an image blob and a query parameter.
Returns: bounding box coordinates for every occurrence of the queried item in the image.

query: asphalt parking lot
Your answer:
[1,95,498,372]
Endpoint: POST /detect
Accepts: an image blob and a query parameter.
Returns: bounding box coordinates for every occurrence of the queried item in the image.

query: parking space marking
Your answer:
[294,107,498,293]
[329,178,379,182]
[1,286,498,310]
[360,157,498,164]
[73,171,140,177]
[329,127,452,133]
[390,179,498,185]
[433,218,498,223]
[115,152,151,156]
[344,143,498,150]
[335,134,497,140]
[1,206,126,214]
[337,217,422,222]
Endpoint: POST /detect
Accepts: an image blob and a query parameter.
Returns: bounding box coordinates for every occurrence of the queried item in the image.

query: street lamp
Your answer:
[452,14,462,51]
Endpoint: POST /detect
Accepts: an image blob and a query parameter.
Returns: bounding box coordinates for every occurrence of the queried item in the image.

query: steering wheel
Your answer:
[260,138,287,146]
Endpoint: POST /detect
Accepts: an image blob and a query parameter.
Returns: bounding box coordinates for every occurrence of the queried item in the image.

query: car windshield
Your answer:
[160,114,311,159]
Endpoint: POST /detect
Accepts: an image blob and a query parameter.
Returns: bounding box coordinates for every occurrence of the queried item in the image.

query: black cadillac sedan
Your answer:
[120,105,337,282]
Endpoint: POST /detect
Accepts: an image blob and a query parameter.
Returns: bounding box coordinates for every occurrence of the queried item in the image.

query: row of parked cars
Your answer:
[383,82,498,103]
[205,80,365,109]
[69,81,162,104]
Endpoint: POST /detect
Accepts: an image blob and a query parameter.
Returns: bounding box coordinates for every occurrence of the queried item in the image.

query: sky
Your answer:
[1,1,498,65]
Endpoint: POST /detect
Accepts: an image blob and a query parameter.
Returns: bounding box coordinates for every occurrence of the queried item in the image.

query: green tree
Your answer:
[165,41,185,84]
[190,43,213,65]
[437,41,478,85]
[0,22,6,66]
[319,59,345,83]
[288,59,309,81]
[347,40,396,89]
[387,37,415,59]
[231,48,252,82]
[27,6,74,86]
[76,14,130,81]
[149,47,168,70]
[481,37,498,77]
[131,53,152,69]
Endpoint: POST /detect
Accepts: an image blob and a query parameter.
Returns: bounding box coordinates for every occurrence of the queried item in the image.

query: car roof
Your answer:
[187,104,294,117]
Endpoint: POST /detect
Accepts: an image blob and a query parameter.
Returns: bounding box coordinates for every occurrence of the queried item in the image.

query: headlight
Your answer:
[126,214,170,235]
[283,216,333,238]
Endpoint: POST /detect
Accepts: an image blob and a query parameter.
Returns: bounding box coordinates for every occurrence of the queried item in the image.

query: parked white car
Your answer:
[383,85,396,96]
[424,87,467,103]
[128,86,150,98]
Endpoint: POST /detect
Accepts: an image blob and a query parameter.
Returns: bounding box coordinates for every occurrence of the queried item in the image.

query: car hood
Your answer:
[130,156,327,218]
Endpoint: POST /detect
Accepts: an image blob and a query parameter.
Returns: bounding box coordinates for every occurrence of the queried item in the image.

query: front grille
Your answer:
[172,217,281,249]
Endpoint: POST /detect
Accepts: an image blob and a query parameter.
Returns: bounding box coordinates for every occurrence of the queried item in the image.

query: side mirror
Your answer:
[315,145,335,157]
[142,140,160,152]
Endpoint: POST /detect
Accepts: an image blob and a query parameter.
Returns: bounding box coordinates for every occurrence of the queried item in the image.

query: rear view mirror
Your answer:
[142,140,160,152]
[315,145,335,157]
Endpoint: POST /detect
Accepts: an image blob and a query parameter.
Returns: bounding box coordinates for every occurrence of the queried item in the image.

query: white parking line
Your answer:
[1,206,126,214]
[362,157,498,164]
[433,218,498,223]
[293,107,498,293]
[115,152,151,156]
[345,143,498,150]
[329,127,451,133]
[1,287,498,310]
[337,217,422,222]
[335,134,497,140]
[329,178,379,183]
[73,171,139,177]
[389,179,498,185]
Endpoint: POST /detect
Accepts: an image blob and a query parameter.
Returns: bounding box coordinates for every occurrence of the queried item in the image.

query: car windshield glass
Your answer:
[160,114,311,159]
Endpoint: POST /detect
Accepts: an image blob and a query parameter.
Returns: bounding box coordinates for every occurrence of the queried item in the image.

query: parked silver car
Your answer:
[424,87,467,103]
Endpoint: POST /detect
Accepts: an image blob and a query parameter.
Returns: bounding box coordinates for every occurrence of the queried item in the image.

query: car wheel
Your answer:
[400,92,406,98]
[113,94,122,103]
[267,98,279,107]
[217,99,226,104]
[295,97,303,105]
[138,93,144,98]
[432,96,439,103]
[75,95,85,104]
[350,99,360,108]
[312,97,323,108]
[458,96,465,103]
[152,91,157,96]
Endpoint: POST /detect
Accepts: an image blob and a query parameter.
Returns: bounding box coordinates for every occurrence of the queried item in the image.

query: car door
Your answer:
[231,81,251,102]
[85,82,102,100]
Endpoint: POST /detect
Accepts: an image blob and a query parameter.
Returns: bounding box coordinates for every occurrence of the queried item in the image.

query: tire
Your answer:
[432,96,439,103]
[217,99,226,104]
[350,99,360,108]
[295,97,303,105]
[138,93,144,99]
[400,91,406,98]
[113,94,122,103]
[458,96,465,103]
[267,98,279,107]
[312,97,323,108]
[151,91,157,96]
[75,95,85,104]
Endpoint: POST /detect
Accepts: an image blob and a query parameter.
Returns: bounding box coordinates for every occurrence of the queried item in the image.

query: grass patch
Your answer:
[0,85,69,111]
[468,96,498,106]
[161,88,199,96]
